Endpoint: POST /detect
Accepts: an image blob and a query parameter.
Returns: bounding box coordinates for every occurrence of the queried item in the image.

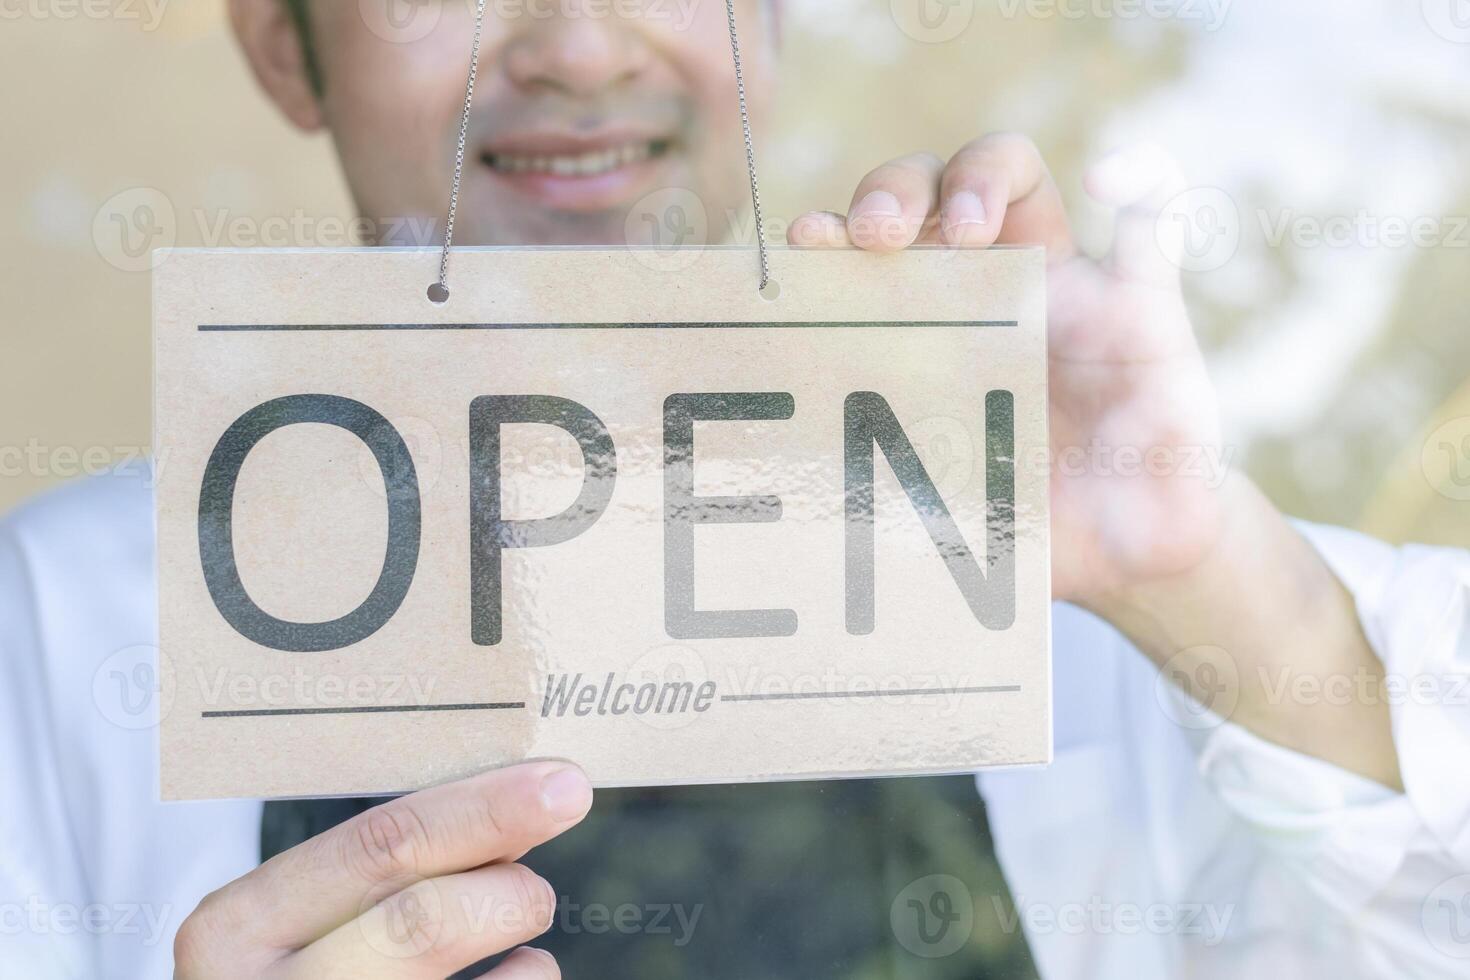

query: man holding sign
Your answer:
[2,1,1467,978]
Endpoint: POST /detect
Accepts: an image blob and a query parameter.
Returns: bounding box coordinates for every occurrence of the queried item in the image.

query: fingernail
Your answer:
[853,190,903,218]
[526,876,558,933]
[540,766,593,821]
[942,190,987,232]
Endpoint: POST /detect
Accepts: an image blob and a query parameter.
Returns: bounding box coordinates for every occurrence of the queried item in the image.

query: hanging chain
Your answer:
[723,0,770,291]
[435,0,772,295]
[436,0,489,299]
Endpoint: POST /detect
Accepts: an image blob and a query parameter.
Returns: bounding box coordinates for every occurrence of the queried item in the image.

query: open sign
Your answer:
[197,388,1017,653]
[155,248,1052,799]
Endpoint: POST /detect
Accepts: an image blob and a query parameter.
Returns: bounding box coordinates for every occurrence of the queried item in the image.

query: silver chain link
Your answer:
[436,0,771,295]
[436,0,489,299]
[723,0,771,290]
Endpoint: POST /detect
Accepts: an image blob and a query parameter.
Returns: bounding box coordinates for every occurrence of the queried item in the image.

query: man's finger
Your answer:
[477,946,562,980]
[787,210,852,248]
[938,132,1074,257]
[221,762,592,952]
[282,863,557,979]
[844,152,944,252]
[1084,142,1190,288]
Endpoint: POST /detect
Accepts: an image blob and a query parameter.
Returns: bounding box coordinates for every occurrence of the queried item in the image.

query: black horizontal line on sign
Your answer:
[719,685,1021,703]
[202,702,525,718]
[197,321,1019,332]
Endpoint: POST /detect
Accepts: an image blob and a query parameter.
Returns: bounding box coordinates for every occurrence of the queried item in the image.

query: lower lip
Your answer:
[480,151,671,212]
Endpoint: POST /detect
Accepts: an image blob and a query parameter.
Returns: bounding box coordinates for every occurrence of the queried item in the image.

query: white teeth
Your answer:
[486,141,661,176]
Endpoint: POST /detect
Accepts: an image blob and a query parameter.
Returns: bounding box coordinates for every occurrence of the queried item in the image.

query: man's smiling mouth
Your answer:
[482,138,671,177]
[475,133,676,212]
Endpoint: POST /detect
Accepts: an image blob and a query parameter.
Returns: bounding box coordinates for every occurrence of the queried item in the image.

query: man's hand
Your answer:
[789,134,1221,604]
[791,134,1402,789]
[173,762,593,978]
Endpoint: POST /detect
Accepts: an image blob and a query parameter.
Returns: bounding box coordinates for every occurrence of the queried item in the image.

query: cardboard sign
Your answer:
[153,247,1051,800]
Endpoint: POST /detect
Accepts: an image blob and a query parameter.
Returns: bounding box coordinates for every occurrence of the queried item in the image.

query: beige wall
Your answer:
[4,0,1468,546]
[2,3,351,510]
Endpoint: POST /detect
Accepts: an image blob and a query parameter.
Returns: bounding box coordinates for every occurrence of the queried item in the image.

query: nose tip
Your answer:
[505,18,652,96]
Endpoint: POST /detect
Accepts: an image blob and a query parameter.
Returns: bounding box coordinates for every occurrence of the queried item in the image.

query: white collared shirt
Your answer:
[2,465,1468,977]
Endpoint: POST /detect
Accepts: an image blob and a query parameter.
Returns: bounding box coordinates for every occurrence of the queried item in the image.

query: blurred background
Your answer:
[4,0,1469,977]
